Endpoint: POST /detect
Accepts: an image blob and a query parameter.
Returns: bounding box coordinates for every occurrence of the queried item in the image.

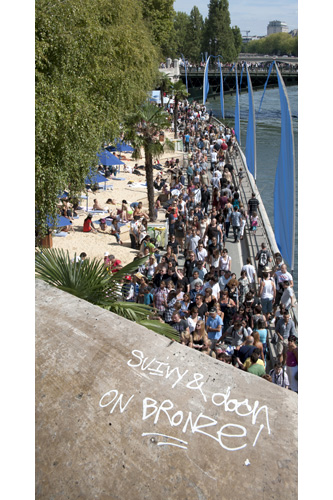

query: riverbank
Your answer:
[51,130,184,264]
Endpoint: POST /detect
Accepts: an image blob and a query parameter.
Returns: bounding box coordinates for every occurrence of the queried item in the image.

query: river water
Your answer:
[206,86,298,294]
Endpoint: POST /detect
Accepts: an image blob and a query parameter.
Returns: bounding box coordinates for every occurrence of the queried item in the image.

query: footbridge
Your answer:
[179,67,298,101]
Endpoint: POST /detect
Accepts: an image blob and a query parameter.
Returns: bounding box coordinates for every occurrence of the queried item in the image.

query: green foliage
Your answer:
[169,80,190,138]
[140,0,176,58]
[173,11,191,58]
[36,0,159,236]
[203,0,238,62]
[232,26,243,54]
[35,249,178,340]
[124,101,174,219]
[246,33,298,56]
[158,72,173,107]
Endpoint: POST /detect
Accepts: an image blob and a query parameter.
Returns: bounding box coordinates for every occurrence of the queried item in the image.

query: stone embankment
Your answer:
[36,279,297,500]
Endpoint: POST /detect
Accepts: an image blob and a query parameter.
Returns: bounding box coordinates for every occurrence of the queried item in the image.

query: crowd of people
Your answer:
[73,98,298,393]
[118,100,298,392]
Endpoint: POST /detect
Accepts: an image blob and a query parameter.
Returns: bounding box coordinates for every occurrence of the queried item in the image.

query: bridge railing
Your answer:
[211,116,298,335]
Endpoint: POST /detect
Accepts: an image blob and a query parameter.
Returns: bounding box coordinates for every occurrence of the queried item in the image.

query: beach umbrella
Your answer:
[97,150,125,166]
[84,170,108,185]
[106,142,134,153]
[46,214,72,229]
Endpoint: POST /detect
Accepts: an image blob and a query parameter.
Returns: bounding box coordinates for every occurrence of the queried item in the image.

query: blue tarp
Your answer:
[46,214,72,228]
[97,150,125,166]
[273,63,296,269]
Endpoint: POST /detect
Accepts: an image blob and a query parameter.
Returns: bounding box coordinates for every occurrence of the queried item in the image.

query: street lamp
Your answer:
[209,39,212,67]
[214,38,217,57]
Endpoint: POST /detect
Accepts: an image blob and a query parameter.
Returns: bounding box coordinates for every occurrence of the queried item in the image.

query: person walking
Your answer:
[231,206,242,243]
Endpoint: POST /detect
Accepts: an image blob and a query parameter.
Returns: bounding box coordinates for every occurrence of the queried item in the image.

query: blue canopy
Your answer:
[46,214,72,228]
[97,150,125,166]
[107,142,134,153]
[85,169,108,185]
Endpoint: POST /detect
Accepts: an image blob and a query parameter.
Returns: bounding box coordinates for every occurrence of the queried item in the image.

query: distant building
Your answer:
[242,35,263,44]
[289,29,298,37]
[267,20,288,35]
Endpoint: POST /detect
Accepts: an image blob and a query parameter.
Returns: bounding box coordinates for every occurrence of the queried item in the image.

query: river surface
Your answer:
[206,86,298,294]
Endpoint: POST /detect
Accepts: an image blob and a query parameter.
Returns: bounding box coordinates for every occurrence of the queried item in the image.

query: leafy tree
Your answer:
[124,101,174,220]
[246,33,298,56]
[158,72,172,108]
[35,249,179,340]
[203,0,238,62]
[186,7,204,63]
[36,0,159,237]
[232,26,243,54]
[170,80,190,139]
[140,0,176,58]
[173,11,191,59]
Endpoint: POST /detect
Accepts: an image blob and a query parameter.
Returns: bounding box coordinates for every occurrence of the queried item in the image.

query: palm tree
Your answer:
[158,72,172,108]
[170,79,189,139]
[35,248,179,340]
[124,101,174,221]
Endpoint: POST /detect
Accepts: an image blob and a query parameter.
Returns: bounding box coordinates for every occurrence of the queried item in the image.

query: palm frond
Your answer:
[137,319,179,340]
[109,301,153,322]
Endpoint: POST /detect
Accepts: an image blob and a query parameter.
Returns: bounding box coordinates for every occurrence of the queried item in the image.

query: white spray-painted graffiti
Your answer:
[99,350,271,454]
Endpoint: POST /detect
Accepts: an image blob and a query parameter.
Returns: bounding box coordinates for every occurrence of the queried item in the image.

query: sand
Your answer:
[51,131,184,265]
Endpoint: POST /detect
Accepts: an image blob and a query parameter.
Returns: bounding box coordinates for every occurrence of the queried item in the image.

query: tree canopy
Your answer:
[140,0,176,59]
[244,33,298,56]
[171,1,241,64]
[36,0,159,235]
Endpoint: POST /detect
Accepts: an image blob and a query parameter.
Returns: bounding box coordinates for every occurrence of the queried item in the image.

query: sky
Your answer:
[173,0,298,36]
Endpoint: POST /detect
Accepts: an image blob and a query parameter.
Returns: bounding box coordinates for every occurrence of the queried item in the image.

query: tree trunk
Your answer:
[145,148,156,221]
[160,89,164,108]
[174,97,178,139]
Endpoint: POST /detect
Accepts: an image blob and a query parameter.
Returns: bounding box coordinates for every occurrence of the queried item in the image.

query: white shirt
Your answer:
[195,247,208,262]
[241,264,256,283]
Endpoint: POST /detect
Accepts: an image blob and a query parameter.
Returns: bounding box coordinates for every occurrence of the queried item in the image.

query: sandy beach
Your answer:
[51,131,184,265]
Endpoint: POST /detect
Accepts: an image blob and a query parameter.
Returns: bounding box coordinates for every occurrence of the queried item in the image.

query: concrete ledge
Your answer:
[36,280,297,499]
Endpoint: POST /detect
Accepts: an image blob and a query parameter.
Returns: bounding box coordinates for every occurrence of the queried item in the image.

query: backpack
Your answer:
[259,250,268,267]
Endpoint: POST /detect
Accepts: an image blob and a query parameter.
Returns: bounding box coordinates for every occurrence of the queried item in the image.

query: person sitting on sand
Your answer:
[92,199,104,211]
[123,164,133,173]
[133,201,149,220]
[109,219,123,245]
[99,218,107,232]
[83,214,97,233]
[121,200,133,223]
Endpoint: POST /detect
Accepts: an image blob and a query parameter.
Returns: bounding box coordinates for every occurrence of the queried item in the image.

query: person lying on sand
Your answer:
[92,199,104,211]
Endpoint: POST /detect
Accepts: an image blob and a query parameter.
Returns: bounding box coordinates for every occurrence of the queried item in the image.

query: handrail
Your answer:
[211,116,298,330]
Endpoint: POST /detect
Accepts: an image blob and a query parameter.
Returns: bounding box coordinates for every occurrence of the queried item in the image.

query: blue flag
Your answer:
[257,62,274,116]
[203,56,210,104]
[218,60,224,119]
[273,63,296,270]
[234,66,240,144]
[239,64,244,94]
[245,65,256,179]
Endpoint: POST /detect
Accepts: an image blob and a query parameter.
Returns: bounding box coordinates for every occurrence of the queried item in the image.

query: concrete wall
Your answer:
[36,280,297,499]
